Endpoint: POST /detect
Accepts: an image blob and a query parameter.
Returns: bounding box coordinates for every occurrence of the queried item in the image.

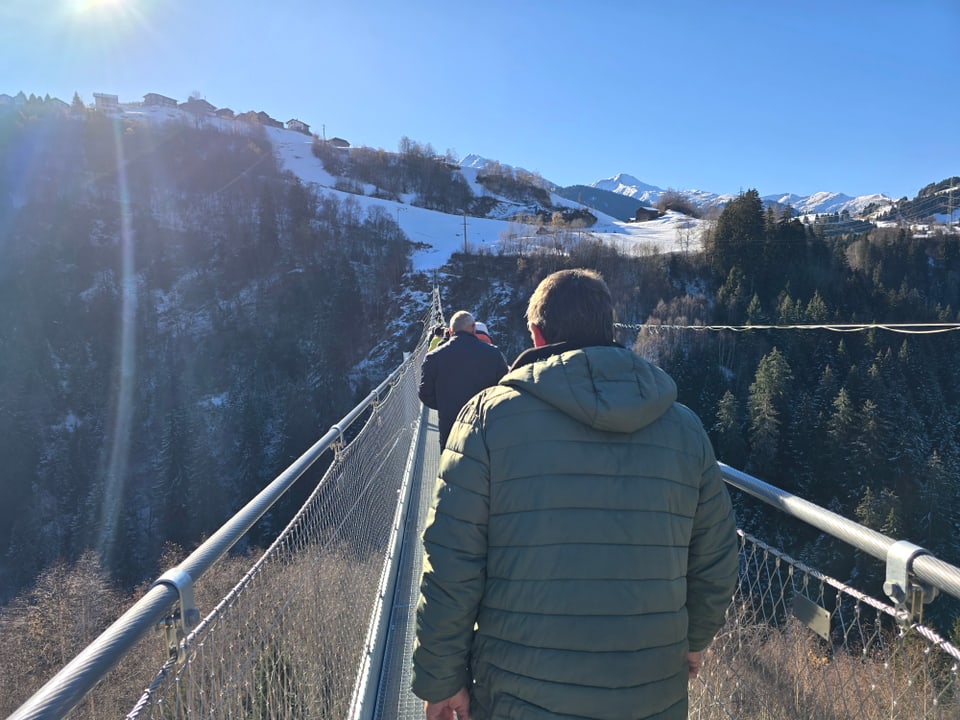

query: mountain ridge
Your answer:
[462,151,899,218]
[590,172,894,218]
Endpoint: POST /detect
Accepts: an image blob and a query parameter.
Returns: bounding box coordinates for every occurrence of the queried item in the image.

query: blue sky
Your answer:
[2,0,957,200]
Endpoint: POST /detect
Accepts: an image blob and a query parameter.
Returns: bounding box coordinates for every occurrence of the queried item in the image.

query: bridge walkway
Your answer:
[374,407,440,719]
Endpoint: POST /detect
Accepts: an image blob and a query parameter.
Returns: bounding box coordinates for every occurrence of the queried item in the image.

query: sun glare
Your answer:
[64,0,146,35]
[68,0,130,19]
[74,0,125,10]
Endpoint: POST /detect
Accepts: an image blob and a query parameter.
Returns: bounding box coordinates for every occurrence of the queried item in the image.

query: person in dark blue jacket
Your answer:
[418,310,508,449]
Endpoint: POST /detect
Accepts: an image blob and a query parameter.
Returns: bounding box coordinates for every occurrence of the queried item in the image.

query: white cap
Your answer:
[474,321,489,334]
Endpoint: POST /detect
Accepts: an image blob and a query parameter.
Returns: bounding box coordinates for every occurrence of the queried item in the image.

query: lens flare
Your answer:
[96,117,138,567]
[67,0,140,27]
[71,0,127,12]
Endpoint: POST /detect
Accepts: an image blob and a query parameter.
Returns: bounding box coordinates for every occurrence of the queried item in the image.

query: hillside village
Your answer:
[4,90,957,245]
[1,89,325,140]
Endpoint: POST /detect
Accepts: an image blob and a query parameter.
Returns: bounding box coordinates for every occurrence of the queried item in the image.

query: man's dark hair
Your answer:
[526,268,614,345]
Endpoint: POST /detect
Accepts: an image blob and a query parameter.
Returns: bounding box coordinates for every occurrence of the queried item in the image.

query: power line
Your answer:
[614,322,960,335]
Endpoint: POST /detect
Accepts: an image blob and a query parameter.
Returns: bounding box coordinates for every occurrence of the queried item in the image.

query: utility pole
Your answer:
[463,210,468,253]
[949,181,955,232]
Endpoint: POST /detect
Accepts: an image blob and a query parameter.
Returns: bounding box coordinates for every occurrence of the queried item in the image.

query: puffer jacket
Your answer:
[419,331,509,448]
[412,343,738,720]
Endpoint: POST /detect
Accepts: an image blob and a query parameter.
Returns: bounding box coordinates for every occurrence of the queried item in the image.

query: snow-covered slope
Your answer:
[108,103,904,273]
[265,146,704,270]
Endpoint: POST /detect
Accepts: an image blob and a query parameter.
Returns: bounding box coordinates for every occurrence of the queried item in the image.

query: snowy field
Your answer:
[266,126,704,271]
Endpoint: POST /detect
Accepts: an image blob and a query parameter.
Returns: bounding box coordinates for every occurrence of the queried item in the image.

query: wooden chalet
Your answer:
[632,206,661,222]
[144,93,178,108]
[286,118,311,134]
[256,111,283,128]
[93,93,120,111]
[180,97,216,114]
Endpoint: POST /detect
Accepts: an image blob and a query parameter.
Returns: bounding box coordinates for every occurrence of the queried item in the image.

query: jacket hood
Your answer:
[501,345,677,434]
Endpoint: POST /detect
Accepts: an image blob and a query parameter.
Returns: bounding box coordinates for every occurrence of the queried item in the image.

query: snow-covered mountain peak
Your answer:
[593,173,662,197]
[595,173,894,217]
[460,153,492,170]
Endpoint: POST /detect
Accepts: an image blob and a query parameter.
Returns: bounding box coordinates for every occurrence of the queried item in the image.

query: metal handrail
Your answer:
[720,462,960,603]
[9,365,407,720]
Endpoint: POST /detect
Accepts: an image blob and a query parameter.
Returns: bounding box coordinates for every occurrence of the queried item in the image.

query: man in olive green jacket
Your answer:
[413,269,739,720]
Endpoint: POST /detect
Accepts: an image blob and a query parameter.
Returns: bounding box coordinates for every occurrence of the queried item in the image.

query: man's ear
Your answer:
[529,323,548,348]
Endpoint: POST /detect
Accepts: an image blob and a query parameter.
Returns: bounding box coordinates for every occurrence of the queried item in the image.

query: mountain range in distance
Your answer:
[591,172,893,217]
[459,155,894,220]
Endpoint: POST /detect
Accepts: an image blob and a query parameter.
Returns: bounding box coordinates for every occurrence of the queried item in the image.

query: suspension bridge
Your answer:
[9,292,960,720]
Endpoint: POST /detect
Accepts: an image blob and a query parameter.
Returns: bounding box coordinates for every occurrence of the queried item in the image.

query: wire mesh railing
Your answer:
[690,525,960,718]
[121,331,431,719]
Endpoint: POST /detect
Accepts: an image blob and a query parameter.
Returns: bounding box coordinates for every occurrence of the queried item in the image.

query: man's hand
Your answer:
[424,687,471,720]
[687,650,703,680]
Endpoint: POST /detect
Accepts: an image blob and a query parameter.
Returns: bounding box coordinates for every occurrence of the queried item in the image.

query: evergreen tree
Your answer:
[823,387,858,505]
[712,390,747,469]
[855,486,903,538]
[783,389,818,498]
[914,450,959,559]
[804,291,829,323]
[153,404,196,546]
[708,188,764,281]
[715,266,748,323]
[763,213,808,297]
[745,294,765,324]
[746,347,794,480]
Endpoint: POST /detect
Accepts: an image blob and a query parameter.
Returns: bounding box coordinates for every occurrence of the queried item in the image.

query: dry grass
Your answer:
[691,605,960,719]
[0,543,383,719]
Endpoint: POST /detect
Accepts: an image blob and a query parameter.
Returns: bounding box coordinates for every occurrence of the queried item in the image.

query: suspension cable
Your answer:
[615,321,960,335]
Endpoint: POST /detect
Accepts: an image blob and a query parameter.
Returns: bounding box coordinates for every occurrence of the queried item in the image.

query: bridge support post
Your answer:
[152,568,200,662]
[883,540,939,623]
